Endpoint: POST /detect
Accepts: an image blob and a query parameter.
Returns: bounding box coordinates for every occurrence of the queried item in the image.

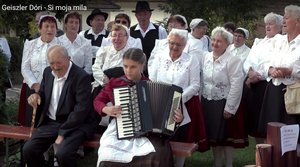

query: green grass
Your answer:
[78,137,256,167]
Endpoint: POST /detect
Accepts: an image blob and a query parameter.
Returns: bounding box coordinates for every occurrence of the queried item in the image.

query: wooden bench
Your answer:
[0,124,198,164]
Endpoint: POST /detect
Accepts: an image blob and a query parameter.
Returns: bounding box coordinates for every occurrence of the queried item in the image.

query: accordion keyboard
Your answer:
[114,86,141,139]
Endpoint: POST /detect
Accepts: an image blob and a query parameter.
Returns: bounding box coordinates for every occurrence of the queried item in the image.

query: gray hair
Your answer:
[211,26,233,44]
[168,28,188,43]
[47,45,69,59]
[285,5,300,19]
[264,12,283,26]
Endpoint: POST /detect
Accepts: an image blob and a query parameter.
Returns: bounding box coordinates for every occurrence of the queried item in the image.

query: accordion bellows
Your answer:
[113,81,183,139]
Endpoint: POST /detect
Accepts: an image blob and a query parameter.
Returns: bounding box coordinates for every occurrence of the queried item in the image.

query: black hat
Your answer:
[86,9,108,26]
[132,1,154,13]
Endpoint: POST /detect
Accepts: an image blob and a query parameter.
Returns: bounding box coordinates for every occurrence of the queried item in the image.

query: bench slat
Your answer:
[0,124,31,140]
[170,141,198,157]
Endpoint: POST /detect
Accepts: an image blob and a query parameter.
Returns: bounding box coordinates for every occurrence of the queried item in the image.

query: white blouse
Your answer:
[149,49,200,103]
[263,34,300,86]
[148,37,205,78]
[59,34,93,74]
[101,36,143,50]
[21,37,60,88]
[92,44,129,87]
[201,49,245,114]
[228,43,250,63]
[243,37,274,76]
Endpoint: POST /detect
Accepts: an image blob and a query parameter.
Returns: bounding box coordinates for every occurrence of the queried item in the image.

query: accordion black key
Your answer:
[113,80,183,140]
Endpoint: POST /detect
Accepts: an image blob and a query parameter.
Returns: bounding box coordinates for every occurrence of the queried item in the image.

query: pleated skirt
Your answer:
[18,83,38,126]
[258,83,300,138]
[202,97,248,148]
[244,80,268,138]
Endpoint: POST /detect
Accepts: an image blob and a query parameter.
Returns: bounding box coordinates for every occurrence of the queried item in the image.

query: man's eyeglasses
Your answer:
[115,20,128,25]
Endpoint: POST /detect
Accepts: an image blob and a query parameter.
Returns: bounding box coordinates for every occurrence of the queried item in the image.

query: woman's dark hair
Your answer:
[223,22,236,32]
[115,13,131,27]
[38,15,58,29]
[64,12,81,24]
[123,48,146,65]
[64,12,81,32]
[167,15,187,28]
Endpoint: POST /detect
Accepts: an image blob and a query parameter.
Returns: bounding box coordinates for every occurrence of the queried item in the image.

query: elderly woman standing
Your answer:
[201,27,245,167]
[149,14,188,62]
[19,15,60,126]
[149,28,208,167]
[258,5,300,138]
[149,15,205,76]
[59,12,93,74]
[243,12,283,143]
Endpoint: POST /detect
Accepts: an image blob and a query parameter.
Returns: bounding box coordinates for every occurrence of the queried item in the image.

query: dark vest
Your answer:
[84,29,109,47]
[130,24,159,60]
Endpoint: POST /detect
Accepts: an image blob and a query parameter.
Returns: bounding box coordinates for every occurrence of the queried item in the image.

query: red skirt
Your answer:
[225,98,249,148]
[171,96,209,152]
[18,83,36,127]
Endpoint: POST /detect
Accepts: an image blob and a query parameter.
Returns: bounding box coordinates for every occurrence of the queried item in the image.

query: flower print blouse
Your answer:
[149,49,200,103]
[59,34,93,74]
[21,37,60,88]
[201,49,245,114]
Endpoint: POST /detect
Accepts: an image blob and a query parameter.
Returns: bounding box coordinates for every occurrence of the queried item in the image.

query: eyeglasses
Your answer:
[115,20,128,25]
[168,41,184,47]
[111,34,127,38]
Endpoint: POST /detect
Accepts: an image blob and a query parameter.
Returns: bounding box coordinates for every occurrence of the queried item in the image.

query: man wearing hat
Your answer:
[229,27,250,63]
[79,9,109,61]
[130,1,167,76]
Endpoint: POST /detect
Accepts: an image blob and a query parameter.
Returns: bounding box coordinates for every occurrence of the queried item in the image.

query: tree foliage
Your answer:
[159,0,265,39]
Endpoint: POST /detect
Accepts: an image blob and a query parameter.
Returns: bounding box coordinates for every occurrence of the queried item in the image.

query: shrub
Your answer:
[6,37,24,84]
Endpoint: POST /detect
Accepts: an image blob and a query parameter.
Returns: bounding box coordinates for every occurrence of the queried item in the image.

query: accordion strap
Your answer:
[118,76,135,86]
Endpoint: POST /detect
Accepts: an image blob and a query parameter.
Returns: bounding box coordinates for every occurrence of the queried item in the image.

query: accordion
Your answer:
[113,81,183,140]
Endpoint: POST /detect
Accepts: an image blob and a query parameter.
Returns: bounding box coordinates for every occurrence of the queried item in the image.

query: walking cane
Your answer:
[29,106,37,138]
[25,106,37,167]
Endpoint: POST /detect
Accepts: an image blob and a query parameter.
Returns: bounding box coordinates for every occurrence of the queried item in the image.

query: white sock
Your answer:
[224,146,234,167]
[212,146,223,167]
